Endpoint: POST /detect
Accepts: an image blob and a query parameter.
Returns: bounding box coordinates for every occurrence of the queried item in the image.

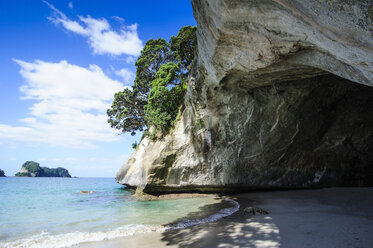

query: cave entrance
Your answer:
[223,72,373,187]
[280,73,373,186]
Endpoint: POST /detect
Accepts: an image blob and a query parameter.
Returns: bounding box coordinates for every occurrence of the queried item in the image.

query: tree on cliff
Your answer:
[107,26,197,136]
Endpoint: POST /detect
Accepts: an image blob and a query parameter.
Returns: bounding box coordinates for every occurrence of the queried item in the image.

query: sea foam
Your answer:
[0,198,239,248]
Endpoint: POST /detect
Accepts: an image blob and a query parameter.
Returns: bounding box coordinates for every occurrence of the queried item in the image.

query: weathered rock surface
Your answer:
[116,0,373,193]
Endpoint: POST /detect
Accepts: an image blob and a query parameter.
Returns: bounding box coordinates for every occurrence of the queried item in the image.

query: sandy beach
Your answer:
[75,188,373,248]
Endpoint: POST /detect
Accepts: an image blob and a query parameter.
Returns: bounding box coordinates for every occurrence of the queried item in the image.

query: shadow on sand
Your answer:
[161,197,281,248]
[161,189,373,248]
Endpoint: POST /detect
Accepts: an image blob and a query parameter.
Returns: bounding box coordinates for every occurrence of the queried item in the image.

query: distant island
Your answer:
[15,161,71,177]
[0,169,5,177]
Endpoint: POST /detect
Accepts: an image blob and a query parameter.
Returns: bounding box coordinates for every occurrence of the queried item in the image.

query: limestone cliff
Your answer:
[116,0,373,193]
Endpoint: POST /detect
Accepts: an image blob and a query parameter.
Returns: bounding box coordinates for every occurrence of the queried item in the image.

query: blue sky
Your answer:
[0,0,196,177]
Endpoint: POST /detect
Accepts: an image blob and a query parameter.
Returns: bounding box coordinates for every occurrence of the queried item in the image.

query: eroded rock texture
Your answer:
[116,0,373,193]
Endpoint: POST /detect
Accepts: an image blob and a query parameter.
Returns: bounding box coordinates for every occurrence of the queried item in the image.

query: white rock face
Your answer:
[194,0,373,87]
[116,0,373,193]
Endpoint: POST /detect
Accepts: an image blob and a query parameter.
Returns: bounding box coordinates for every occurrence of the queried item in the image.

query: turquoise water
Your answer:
[0,177,238,248]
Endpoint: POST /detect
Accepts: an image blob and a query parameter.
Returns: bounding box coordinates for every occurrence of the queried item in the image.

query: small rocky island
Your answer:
[0,169,5,177]
[15,161,71,177]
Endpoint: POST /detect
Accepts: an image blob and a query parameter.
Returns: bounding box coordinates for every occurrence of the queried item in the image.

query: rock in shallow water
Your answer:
[80,191,96,194]
[116,0,373,193]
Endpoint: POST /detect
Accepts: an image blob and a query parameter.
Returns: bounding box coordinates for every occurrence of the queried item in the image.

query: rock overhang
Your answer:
[116,0,373,194]
[192,0,373,88]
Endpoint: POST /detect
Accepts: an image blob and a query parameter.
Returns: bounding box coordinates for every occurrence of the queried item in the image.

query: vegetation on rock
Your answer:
[107,26,196,137]
[15,161,71,177]
[0,169,5,177]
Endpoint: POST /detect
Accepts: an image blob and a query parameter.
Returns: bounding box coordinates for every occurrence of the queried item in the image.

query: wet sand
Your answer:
[75,188,373,248]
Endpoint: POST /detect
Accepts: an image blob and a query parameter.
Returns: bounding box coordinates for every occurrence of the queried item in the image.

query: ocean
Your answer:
[0,177,238,248]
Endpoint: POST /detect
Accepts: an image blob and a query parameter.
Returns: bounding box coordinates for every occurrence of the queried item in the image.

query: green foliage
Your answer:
[107,38,171,135]
[15,172,31,177]
[107,26,197,137]
[134,38,172,94]
[144,62,186,132]
[132,142,138,149]
[22,161,44,176]
[42,167,71,177]
[170,26,197,76]
[0,169,6,177]
[107,88,146,136]
[55,167,71,177]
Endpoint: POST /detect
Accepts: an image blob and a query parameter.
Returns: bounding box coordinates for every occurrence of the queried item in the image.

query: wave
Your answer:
[0,225,166,248]
[168,198,240,229]
[0,198,239,248]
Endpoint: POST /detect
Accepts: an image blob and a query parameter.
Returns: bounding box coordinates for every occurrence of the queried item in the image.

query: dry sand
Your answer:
[75,188,373,248]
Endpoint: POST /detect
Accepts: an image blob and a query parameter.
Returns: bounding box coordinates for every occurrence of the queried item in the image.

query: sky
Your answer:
[0,0,196,177]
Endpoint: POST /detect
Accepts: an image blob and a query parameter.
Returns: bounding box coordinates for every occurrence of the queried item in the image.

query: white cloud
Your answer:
[44,1,143,56]
[125,56,136,64]
[112,16,125,23]
[68,2,73,9]
[115,67,134,85]
[0,59,127,148]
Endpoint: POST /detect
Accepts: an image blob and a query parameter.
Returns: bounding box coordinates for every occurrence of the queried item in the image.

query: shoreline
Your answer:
[132,187,221,201]
[75,187,373,248]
